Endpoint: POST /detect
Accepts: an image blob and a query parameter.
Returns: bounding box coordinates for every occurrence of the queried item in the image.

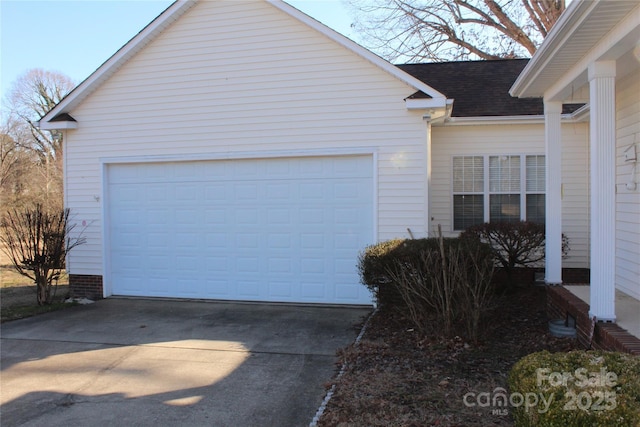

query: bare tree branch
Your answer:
[6,69,74,165]
[346,0,565,62]
[2,69,74,210]
[482,0,537,55]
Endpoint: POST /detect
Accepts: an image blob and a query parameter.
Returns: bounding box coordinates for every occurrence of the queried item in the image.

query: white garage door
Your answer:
[107,155,374,304]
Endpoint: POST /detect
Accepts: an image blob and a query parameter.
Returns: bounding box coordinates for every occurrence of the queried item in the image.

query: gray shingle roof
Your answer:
[397,59,583,117]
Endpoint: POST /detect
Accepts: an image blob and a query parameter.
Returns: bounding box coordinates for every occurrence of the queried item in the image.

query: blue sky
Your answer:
[0,0,358,101]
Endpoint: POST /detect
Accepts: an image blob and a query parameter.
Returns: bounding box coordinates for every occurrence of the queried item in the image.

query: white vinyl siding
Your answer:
[615,70,640,299]
[432,123,590,268]
[63,0,428,280]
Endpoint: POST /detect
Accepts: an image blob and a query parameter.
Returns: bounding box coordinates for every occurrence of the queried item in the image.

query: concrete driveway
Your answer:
[1,299,371,427]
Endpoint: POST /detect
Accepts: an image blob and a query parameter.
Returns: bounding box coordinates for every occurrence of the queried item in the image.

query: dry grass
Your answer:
[1,263,71,322]
[1,265,31,287]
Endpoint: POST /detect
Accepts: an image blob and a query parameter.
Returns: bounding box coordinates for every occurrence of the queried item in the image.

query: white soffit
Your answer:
[511,0,640,99]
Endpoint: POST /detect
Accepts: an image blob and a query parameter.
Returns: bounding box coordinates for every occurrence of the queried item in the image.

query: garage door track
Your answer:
[1,299,371,427]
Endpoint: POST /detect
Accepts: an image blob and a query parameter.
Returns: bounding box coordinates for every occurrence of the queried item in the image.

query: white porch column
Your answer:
[424,115,433,237]
[544,101,563,284]
[588,61,617,322]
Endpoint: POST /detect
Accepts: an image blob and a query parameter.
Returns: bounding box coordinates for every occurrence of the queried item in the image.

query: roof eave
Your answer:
[510,0,598,98]
[405,98,451,111]
[38,120,78,130]
[442,111,586,126]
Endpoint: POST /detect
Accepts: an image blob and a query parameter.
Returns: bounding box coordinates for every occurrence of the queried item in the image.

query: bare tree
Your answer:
[1,131,21,189]
[1,205,85,305]
[345,0,565,62]
[6,69,74,169]
[0,118,39,209]
[3,69,74,210]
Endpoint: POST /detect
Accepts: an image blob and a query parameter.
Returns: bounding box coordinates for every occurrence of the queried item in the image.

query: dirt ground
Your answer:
[317,286,579,426]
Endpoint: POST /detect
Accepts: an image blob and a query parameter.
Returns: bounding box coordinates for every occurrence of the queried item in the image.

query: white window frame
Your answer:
[452,154,545,231]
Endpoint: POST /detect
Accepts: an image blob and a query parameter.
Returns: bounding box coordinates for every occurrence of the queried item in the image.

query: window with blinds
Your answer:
[453,156,484,230]
[452,154,545,230]
[525,155,545,224]
[489,155,520,222]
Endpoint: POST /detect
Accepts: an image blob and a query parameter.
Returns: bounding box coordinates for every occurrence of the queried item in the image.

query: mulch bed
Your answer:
[317,286,579,426]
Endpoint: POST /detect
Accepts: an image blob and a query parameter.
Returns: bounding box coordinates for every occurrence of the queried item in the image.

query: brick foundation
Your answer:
[547,286,592,347]
[69,274,103,300]
[547,285,640,355]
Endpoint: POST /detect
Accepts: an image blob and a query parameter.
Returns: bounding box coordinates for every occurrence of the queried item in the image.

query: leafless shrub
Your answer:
[383,231,495,341]
[1,205,85,305]
[459,221,569,285]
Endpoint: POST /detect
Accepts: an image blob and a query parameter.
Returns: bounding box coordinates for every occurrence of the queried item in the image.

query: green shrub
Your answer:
[508,350,640,427]
[358,238,458,307]
[357,238,405,304]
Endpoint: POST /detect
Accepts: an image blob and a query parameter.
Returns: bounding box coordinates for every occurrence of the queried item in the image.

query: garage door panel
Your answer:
[238,280,260,297]
[206,279,230,296]
[146,184,169,202]
[108,156,373,304]
[301,233,324,249]
[336,284,360,299]
[205,233,229,248]
[148,209,171,226]
[267,209,291,225]
[266,182,292,199]
[300,282,325,298]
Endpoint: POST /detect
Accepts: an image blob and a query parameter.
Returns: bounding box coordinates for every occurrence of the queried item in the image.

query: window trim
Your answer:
[451,153,545,231]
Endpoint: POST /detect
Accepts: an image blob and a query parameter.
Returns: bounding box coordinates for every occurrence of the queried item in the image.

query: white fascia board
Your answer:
[272,0,447,103]
[39,120,78,130]
[404,98,450,110]
[510,0,599,98]
[569,104,590,122]
[442,113,582,126]
[40,0,197,124]
[444,115,546,126]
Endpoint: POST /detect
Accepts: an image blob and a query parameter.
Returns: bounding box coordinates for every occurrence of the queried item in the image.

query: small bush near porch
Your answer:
[509,350,640,426]
[459,221,569,286]
[358,236,495,342]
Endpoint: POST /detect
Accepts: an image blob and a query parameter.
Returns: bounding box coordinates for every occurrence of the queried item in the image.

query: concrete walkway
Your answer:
[1,299,371,427]
[564,285,640,339]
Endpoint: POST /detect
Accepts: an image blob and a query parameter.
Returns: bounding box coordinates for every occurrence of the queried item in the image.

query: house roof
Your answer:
[40,0,446,127]
[397,59,582,118]
[511,0,640,99]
